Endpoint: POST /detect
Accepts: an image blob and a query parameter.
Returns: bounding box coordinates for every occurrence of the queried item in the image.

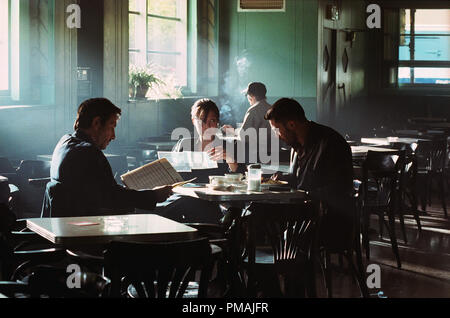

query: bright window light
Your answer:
[0,0,9,91]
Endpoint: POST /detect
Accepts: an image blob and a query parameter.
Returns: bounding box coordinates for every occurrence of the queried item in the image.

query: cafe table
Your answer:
[173,184,306,204]
[174,184,307,296]
[137,141,178,151]
[26,214,198,247]
[351,145,398,158]
[360,137,429,146]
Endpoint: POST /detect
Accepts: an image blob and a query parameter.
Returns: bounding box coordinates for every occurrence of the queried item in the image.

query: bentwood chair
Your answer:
[360,150,405,269]
[416,138,448,218]
[319,196,369,298]
[390,142,422,238]
[15,160,51,218]
[243,200,320,298]
[104,238,213,298]
[0,266,110,298]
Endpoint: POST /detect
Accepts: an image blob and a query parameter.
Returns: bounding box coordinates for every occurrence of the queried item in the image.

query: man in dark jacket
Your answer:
[42,98,172,217]
[264,98,355,248]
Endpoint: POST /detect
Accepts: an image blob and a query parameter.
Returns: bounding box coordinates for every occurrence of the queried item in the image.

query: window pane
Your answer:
[148,0,177,18]
[129,52,139,66]
[129,13,137,49]
[148,17,177,52]
[415,9,450,34]
[0,0,9,91]
[399,36,411,60]
[129,0,137,11]
[414,35,450,61]
[399,67,450,85]
[147,53,177,78]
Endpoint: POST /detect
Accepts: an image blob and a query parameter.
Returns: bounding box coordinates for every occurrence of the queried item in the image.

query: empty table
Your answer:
[26,214,198,247]
[360,137,429,146]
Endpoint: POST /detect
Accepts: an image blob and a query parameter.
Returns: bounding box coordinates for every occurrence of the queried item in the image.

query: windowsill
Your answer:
[377,86,450,96]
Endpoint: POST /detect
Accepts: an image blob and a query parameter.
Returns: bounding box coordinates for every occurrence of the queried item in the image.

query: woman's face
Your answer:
[193,111,219,141]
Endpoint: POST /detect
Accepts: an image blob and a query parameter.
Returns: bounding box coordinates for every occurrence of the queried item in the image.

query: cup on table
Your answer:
[247,164,262,191]
[225,173,243,183]
[209,176,227,187]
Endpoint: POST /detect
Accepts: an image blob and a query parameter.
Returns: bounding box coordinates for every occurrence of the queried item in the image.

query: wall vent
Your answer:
[237,0,285,12]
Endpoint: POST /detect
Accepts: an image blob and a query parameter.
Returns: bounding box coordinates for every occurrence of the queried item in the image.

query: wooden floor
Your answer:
[315,194,450,298]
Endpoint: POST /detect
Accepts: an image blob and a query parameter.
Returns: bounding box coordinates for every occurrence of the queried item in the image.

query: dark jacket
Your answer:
[290,121,354,215]
[42,130,158,217]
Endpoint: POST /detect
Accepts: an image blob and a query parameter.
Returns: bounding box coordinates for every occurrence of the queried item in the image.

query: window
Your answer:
[398,9,450,85]
[0,0,9,94]
[129,0,187,99]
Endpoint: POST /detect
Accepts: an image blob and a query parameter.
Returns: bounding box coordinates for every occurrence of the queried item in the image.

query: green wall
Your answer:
[219,0,318,121]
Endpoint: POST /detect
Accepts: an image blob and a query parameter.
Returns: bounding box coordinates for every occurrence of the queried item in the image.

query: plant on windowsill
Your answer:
[129,65,164,100]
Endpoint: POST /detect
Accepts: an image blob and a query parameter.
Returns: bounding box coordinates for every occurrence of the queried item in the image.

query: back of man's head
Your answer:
[74,98,122,130]
[264,98,307,123]
[245,82,267,101]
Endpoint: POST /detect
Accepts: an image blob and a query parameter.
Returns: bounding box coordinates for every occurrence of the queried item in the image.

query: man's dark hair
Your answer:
[264,98,307,123]
[74,98,122,130]
[245,82,267,101]
[191,99,220,123]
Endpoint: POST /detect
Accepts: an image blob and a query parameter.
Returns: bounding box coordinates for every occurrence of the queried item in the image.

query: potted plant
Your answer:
[129,65,164,100]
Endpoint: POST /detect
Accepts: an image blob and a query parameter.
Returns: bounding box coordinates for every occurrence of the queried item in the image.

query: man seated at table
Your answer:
[42,98,173,217]
[263,98,354,247]
[222,82,286,164]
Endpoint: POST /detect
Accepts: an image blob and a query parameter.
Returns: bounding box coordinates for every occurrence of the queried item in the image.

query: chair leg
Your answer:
[354,233,365,278]
[386,213,402,269]
[378,214,384,239]
[439,175,447,218]
[409,189,422,232]
[398,208,408,244]
[362,212,371,261]
[345,253,369,298]
[325,251,333,298]
[427,174,432,207]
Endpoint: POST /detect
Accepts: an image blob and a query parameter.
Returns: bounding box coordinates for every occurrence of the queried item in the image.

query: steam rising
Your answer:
[219,51,252,125]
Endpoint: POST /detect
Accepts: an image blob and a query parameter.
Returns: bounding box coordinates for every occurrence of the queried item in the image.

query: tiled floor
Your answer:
[317,196,450,298]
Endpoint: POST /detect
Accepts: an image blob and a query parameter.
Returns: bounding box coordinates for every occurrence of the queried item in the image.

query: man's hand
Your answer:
[153,185,173,203]
[271,172,282,181]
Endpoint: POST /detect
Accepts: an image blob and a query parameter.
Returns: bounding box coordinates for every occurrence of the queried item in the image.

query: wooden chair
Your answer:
[15,160,51,218]
[417,138,448,218]
[0,266,110,298]
[390,142,422,238]
[319,196,369,298]
[243,200,320,297]
[103,238,213,298]
[360,150,405,269]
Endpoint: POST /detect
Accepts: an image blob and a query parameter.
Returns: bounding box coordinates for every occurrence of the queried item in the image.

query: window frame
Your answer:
[0,0,11,98]
[128,0,188,93]
[397,8,450,87]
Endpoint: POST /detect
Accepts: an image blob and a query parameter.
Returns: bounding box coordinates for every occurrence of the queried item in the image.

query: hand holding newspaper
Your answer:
[121,158,196,190]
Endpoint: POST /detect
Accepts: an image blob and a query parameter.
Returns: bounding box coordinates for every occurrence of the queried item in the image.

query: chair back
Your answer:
[416,139,446,172]
[16,160,51,180]
[361,150,405,208]
[248,201,320,264]
[104,238,212,298]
